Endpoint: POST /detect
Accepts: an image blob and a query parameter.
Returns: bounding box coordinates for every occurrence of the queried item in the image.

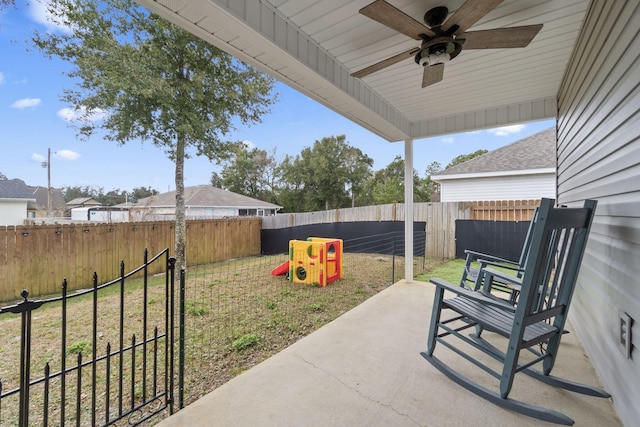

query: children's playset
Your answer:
[271,237,343,286]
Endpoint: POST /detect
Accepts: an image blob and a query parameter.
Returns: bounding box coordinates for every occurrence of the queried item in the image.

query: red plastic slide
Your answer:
[271,260,289,276]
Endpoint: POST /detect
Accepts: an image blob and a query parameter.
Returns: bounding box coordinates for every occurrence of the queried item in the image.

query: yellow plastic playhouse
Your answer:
[288,237,343,286]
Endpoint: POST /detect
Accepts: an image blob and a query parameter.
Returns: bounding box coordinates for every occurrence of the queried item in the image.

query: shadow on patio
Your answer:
[158,280,621,427]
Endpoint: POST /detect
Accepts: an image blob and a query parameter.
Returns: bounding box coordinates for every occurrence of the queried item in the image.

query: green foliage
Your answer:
[231,333,259,351]
[446,149,488,169]
[62,185,158,205]
[67,340,91,355]
[308,303,323,311]
[422,161,443,201]
[186,301,210,316]
[365,156,416,204]
[278,135,373,212]
[219,145,279,202]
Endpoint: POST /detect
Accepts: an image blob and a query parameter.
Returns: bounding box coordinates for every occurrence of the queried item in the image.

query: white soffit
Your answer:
[135,0,589,142]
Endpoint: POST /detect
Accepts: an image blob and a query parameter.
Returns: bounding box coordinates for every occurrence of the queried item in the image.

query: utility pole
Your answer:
[47,148,52,217]
[41,148,52,217]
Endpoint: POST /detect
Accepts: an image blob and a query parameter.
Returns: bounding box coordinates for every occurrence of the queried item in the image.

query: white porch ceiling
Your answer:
[135,0,589,142]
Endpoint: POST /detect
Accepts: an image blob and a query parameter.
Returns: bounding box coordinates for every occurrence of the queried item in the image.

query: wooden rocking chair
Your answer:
[421,198,609,425]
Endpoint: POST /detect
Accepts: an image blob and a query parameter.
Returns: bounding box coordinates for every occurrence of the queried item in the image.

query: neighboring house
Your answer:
[98,185,282,222]
[0,179,36,226]
[431,128,556,202]
[66,197,102,209]
[27,186,66,218]
[67,197,103,220]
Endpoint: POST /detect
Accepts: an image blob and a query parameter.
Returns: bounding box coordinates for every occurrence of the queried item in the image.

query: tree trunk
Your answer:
[175,135,186,270]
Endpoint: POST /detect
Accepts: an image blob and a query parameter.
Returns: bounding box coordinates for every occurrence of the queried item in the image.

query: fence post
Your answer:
[167,257,176,414]
[178,268,185,410]
[0,290,44,427]
[391,234,396,284]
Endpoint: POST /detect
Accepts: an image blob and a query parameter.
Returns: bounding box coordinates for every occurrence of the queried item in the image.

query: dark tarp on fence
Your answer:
[455,219,530,261]
[261,221,426,257]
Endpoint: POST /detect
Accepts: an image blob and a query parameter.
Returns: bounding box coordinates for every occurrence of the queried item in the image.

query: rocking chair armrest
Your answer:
[481,267,523,288]
[429,277,516,312]
[478,259,523,273]
[464,249,519,265]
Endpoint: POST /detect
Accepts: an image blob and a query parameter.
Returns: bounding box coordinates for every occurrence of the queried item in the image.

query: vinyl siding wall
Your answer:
[557,1,640,425]
[438,173,556,202]
[0,200,29,226]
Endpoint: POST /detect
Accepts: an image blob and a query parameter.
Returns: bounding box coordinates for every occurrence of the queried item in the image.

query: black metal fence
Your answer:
[0,248,179,427]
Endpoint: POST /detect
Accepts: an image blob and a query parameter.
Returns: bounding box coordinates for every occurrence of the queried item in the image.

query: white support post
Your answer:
[404,139,414,283]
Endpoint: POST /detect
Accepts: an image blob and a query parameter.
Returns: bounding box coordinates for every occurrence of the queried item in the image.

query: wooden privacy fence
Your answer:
[262,200,540,259]
[469,200,540,221]
[0,218,261,302]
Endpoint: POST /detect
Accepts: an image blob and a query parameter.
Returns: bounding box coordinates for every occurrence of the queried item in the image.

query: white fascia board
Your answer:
[432,168,556,181]
[0,197,36,202]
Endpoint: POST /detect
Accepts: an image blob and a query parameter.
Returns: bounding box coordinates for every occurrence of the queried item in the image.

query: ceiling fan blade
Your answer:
[441,0,503,36]
[360,0,436,40]
[422,63,444,88]
[459,25,543,49]
[352,47,420,78]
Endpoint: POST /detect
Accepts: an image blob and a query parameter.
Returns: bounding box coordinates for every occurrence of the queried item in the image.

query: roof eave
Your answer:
[433,168,556,181]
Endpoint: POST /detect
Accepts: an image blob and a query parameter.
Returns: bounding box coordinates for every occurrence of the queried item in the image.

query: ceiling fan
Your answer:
[351,0,543,88]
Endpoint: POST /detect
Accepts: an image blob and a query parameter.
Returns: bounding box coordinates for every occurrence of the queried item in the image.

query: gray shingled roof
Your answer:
[433,127,556,177]
[0,179,36,200]
[66,197,101,207]
[133,185,282,209]
[27,186,66,210]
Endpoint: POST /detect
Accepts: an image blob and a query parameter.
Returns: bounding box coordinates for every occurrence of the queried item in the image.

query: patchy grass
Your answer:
[415,258,466,284]
[0,252,447,425]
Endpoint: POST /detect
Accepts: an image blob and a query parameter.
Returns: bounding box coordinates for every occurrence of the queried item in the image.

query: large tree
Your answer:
[365,156,427,204]
[33,0,276,268]
[218,145,279,202]
[423,161,443,201]
[279,135,372,211]
[446,149,488,168]
[343,146,373,208]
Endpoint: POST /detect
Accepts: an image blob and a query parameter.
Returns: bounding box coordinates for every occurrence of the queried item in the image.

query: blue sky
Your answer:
[1,1,554,193]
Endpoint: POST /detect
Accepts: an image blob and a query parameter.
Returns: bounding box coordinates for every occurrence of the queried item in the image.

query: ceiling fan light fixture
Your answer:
[428,49,450,65]
[416,46,450,67]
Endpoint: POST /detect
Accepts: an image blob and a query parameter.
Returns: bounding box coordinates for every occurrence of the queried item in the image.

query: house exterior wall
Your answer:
[438,173,556,202]
[557,1,640,425]
[128,206,274,221]
[0,199,29,226]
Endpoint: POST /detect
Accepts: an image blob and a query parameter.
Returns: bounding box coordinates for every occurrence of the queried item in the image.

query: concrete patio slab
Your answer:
[158,280,621,426]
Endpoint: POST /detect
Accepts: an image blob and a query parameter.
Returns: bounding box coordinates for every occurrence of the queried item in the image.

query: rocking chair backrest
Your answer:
[515,198,597,332]
[516,206,539,272]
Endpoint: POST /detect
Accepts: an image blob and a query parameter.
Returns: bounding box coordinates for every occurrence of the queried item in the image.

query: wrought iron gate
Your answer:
[0,248,178,426]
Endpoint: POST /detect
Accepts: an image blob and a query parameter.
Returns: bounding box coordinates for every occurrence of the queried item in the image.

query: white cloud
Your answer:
[57,106,108,122]
[55,149,81,161]
[442,137,455,144]
[0,72,5,85]
[33,150,82,163]
[29,0,72,33]
[487,124,525,136]
[11,98,42,109]
[32,153,47,163]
